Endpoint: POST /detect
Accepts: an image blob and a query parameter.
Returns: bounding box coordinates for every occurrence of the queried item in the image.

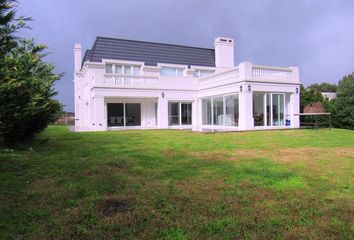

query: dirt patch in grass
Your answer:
[275,147,354,162]
[106,161,129,169]
[233,149,270,160]
[232,147,354,163]
[85,161,129,176]
[98,199,131,216]
[160,149,182,158]
[191,151,232,161]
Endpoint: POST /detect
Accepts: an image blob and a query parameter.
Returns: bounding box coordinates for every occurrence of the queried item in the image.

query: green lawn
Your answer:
[1,126,353,239]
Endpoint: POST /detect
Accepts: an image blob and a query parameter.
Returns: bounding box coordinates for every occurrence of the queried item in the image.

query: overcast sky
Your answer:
[17,0,354,111]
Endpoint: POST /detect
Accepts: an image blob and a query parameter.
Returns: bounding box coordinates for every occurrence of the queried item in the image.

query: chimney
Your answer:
[74,43,82,72]
[214,37,234,69]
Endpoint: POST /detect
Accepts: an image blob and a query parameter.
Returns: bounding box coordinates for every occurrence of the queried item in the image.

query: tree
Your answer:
[0,0,62,145]
[330,73,354,130]
[308,82,337,92]
[300,84,324,112]
[0,0,29,59]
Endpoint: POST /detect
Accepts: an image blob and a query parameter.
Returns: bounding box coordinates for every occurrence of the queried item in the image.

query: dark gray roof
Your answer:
[85,36,215,67]
[83,49,92,63]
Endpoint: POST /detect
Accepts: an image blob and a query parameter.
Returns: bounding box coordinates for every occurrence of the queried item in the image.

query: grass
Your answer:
[0,126,353,239]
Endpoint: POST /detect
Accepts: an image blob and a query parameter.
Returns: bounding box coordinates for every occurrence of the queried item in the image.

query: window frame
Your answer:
[105,63,141,76]
[201,93,239,127]
[107,102,142,127]
[252,92,286,127]
[168,101,193,126]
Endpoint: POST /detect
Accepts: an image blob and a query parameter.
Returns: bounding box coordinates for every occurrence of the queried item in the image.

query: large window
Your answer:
[107,103,124,126]
[181,103,192,125]
[202,98,212,125]
[161,67,184,77]
[105,64,140,75]
[194,69,214,77]
[253,94,265,126]
[253,93,285,127]
[168,102,180,126]
[107,103,141,127]
[125,103,141,126]
[213,97,223,125]
[168,102,192,126]
[225,95,239,126]
[272,94,284,126]
[202,94,239,127]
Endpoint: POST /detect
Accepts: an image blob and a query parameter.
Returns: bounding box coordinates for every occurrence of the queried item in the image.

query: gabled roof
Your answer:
[85,36,215,67]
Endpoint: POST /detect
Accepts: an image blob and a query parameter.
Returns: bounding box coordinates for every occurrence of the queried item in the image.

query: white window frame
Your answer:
[102,59,143,76]
[106,101,142,128]
[168,101,193,127]
[201,93,239,127]
[253,92,286,128]
[191,65,216,77]
[158,63,187,77]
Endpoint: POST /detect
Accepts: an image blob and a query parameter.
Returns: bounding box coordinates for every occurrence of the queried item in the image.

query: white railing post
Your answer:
[239,62,253,81]
[289,67,299,83]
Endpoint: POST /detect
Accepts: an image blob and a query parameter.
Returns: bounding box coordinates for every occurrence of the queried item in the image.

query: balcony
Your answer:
[103,74,159,87]
[91,62,299,91]
[251,65,294,81]
[199,63,299,90]
[94,73,198,91]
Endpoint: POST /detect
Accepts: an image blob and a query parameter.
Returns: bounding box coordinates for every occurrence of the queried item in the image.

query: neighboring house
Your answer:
[74,36,300,131]
[321,92,336,100]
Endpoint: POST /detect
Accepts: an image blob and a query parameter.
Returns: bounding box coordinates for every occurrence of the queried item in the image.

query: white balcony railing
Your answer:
[252,65,293,81]
[103,74,158,87]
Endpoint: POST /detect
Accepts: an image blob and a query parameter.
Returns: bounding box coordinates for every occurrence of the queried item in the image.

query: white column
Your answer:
[290,67,300,83]
[157,94,167,128]
[195,99,203,131]
[92,96,106,131]
[238,87,254,130]
[74,43,82,73]
[192,100,199,131]
[238,62,253,81]
[290,92,300,128]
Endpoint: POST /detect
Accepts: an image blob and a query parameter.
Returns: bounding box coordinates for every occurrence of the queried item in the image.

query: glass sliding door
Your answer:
[266,93,271,126]
[253,93,286,127]
[107,103,124,126]
[253,93,265,126]
[107,103,141,127]
[181,103,192,125]
[154,102,158,126]
[125,103,141,126]
[213,96,224,125]
[225,95,239,126]
[272,94,284,126]
[202,99,212,125]
[168,102,180,126]
[168,102,192,126]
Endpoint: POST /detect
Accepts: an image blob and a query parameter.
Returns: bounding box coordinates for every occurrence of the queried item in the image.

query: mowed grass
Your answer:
[0,126,353,239]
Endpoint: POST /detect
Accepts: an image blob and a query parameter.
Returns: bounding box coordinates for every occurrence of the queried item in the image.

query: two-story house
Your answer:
[73,37,300,131]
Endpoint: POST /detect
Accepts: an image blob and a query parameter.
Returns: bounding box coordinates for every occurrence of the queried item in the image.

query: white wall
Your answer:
[74,43,301,132]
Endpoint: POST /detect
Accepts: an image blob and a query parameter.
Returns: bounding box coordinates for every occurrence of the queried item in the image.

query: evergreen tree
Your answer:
[330,73,354,129]
[0,0,62,145]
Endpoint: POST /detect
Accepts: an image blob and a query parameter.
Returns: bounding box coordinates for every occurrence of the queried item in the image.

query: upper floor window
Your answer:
[105,64,140,75]
[160,67,184,77]
[194,69,214,77]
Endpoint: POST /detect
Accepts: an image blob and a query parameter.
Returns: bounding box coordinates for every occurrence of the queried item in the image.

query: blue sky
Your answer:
[17,0,354,111]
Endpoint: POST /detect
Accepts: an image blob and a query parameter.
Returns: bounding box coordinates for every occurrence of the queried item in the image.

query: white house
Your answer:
[321,92,336,100]
[74,37,300,132]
